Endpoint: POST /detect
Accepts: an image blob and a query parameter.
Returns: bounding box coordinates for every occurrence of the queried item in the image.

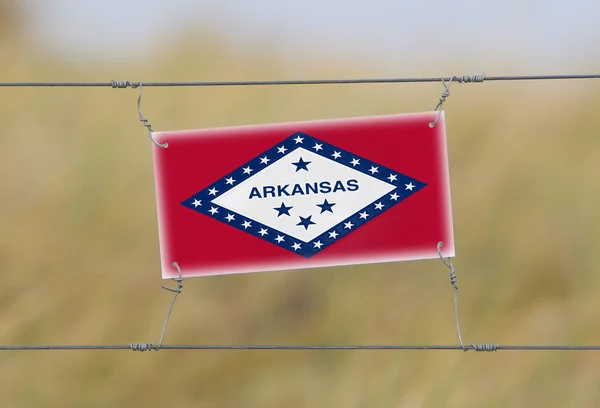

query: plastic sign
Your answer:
[152,112,455,279]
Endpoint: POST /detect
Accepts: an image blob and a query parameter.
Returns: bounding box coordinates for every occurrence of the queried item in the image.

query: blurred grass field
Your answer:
[1,4,600,407]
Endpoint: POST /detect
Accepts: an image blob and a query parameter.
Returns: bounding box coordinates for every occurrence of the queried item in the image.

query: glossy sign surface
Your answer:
[152,112,454,278]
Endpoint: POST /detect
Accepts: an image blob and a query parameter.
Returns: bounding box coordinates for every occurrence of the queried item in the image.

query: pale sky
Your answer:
[22,0,600,71]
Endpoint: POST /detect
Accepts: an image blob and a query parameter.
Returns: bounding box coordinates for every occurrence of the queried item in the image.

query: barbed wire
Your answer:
[1,344,600,352]
[0,73,599,88]
[0,248,597,354]
[2,73,598,354]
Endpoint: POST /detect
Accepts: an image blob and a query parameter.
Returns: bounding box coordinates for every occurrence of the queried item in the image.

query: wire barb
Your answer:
[111,80,139,89]
[471,344,499,352]
[454,73,486,83]
[130,343,154,352]
[136,82,168,148]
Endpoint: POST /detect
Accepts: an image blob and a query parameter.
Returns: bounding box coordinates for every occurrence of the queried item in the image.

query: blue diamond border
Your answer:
[180,131,427,258]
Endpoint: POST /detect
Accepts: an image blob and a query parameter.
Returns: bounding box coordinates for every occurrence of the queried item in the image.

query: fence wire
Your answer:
[2,72,600,353]
[2,344,600,352]
[0,73,599,88]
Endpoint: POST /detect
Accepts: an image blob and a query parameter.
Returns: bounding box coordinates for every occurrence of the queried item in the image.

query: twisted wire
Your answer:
[156,262,184,350]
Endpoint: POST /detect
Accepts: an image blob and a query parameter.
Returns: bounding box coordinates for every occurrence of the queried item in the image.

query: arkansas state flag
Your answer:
[151,111,455,279]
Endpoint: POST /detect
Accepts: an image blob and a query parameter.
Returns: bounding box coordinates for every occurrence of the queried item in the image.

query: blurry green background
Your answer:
[1,1,600,407]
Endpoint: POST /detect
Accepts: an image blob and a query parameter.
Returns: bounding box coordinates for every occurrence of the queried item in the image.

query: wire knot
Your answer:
[437,241,458,290]
[455,74,485,83]
[449,268,457,288]
[429,78,454,127]
[130,343,155,352]
[434,87,451,111]
[111,80,139,89]
[471,344,499,352]
[161,262,183,294]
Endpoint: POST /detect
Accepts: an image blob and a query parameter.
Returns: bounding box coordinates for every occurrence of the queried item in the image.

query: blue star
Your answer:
[273,202,293,217]
[291,157,311,172]
[296,215,316,230]
[316,198,336,214]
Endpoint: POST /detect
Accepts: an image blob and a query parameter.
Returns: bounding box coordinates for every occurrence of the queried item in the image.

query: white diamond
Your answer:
[211,147,396,243]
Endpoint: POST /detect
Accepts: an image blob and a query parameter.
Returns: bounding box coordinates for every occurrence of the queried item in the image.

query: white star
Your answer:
[390,192,400,201]
[208,187,218,196]
[277,146,288,154]
[225,213,235,222]
[331,151,341,159]
[312,143,323,152]
[225,177,235,185]
[388,174,398,182]
[368,166,379,174]
[242,220,252,229]
[328,230,339,239]
[313,240,323,249]
[405,182,415,191]
[243,166,253,175]
[258,228,268,236]
[294,135,304,144]
[350,158,360,167]
[260,156,270,165]
[374,202,385,210]
[192,199,202,207]
[359,211,370,220]
[344,221,354,229]
[275,235,285,243]
[209,207,218,215]
[292,242,302,251]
